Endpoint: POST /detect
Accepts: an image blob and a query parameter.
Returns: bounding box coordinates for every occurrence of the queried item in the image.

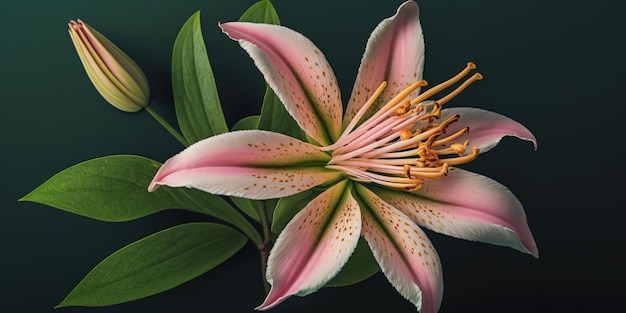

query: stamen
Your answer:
[433,140,469,156]
[411,62,476,105]
[415,101,442,122]
[412,103,425,114]
[331,127,408,163]
[437,73,483,105]
[359,115,455,160]
[400,129,412,141]
[403,164,412,179]
[326,81,424,151]
[431,127,469,147]
[353,80,426,130]
[328,164,423,189]
[406,163,449,179]
[332,115,409,157]
[405,183,423,191]
[438,114,460,129]
[394,100,411,115]
[325,62,484,192]
[442,147,480,165]
[451,140,469,156]
[340,81,388,138]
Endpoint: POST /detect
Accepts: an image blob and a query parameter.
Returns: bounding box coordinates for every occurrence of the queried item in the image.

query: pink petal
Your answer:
[220,22,342,145]
[356,184,443,313]
[149,130,339,199]
[259,180,361,310]
[441,107,537,154]
[344,1,425,127]
[374,168,539,257]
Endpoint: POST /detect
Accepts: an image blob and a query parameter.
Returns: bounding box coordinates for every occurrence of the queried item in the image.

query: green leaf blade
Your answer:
[172,11,228,144]
[21,155,169,222]
[238,0,280,24]
[258,86,305,140]
[230,196,260,221]
[21,155,262,245]
[231,115,260,131]
[164,187,263,245]
[57,222,247,307]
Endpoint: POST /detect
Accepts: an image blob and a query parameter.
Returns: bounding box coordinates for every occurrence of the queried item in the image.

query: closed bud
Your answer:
[68,20,150,112]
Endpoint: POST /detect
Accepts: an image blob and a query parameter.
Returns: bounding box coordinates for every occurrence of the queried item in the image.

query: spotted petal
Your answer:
[148,130,339,199]
[441,107,537,154]
[220,22,342,145]
[259,180,361,310]
[356,183,442,313]
[373,167,538,257]
[344,0,424,127]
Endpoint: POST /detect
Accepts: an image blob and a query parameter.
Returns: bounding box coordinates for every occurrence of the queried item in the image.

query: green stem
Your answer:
[257,200,272,296]
[145,105,189,147]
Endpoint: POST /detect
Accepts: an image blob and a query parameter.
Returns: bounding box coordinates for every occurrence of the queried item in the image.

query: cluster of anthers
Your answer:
[325,62,483,191]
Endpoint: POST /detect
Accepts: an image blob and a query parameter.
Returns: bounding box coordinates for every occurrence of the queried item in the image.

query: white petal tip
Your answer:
[147,181,160,192]
[527,247,539,259]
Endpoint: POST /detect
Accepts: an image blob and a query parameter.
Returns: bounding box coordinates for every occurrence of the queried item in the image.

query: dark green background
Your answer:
[2,0,624,312]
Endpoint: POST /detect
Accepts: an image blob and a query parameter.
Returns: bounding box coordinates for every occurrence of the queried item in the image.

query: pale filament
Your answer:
[332,114,410,156]
[327,80,425,151]
[334,110,424,157]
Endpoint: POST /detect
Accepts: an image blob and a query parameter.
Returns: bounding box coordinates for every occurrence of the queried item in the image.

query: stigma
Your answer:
[326,62,482,190]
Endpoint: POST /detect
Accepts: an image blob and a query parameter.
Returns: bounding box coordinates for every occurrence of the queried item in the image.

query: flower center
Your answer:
[325,62,482,190]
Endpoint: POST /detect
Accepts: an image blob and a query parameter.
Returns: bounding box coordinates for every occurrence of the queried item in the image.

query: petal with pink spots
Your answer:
[373,167,538,257]
[220,22,342,145]
[356,183,443,313]
[258,180,361,309]
[344,1,425,127]
[148,130,339,199]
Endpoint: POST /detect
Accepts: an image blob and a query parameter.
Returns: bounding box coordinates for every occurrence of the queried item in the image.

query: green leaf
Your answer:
[172,11,228,144]
[230,197,277,226]
[21,155,262,245]
[230,196,260,221]
[21,155,175,221]
[231,115,260,131]
[57,222,246,307]
[258,86,305,140]
[264,197,279,223]
[161,186,263,245]
[325,237,380,287]
[238,0,280,24]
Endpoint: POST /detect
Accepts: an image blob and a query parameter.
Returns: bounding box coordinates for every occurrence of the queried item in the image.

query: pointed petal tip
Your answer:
[531,250,539,259]
[255,289,286,311]
[147,161,169,192]
[524,237,539,259]
[516,131,538,151]
[254,302,271,311]
[147,181,159,192]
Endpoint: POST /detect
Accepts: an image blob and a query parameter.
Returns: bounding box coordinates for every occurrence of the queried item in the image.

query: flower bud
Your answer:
[68,20,150,112]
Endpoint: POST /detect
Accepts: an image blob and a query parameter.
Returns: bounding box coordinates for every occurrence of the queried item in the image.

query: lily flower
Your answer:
[148,1,537,312]
[68,19,150,112]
